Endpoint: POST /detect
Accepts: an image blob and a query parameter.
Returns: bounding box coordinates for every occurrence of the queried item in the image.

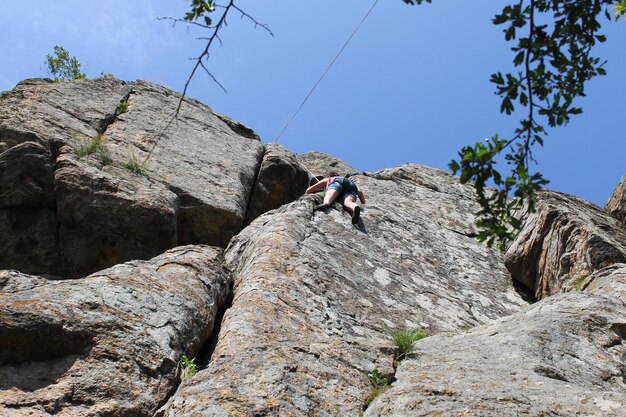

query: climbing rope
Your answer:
[274,0,380,145]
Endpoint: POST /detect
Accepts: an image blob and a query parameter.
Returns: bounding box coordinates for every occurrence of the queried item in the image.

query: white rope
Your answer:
[274,0,380,144]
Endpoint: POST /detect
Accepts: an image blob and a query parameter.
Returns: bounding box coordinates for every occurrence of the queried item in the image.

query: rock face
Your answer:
[101,80,264,247]
[0,78,304,277]
[0,245,230,417]
[365,292,626,417]
[606,174,626,225]
[505,190,626,299]
[296,151,358,181]
[244,143,309,225]
[0,140,60,274]
[158,164,529,416]
[2,78,625,417]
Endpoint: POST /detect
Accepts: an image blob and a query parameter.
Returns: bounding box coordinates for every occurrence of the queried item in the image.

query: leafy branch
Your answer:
[45,46,86,82]
[446,0,618,247]
[615,0,626,18]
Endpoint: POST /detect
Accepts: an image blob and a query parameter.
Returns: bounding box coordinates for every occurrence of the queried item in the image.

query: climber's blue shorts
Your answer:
[328,178,358,202]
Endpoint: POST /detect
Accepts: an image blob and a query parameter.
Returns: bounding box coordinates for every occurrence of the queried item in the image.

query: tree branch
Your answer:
[143,1,272,165]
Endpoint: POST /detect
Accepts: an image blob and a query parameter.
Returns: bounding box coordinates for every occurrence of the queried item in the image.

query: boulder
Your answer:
[296,151,357,182]
[244,143,309,225]
[54,147,179,278]
[0,245,230,417]
[0,77,129,153]
[586,263,626,299]
[0,208,61,276]
[158,164,529,416]
[606,174,626,225]
[365,292,626,417]
[0,77,266,277]
[0,141,54,207]
[505,190,626,299]
[102,80,264,246]
[0,141,59,275]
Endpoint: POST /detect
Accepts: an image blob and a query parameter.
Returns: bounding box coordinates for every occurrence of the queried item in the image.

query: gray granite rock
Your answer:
[606,174,626,225]
[296,151,357,182]
[0,77,129,153]
[54,147,179,278]
[586,263,626,299]
[4,77,624,417]
[365,292,626,417]
[0,141,54,207]
[506,190,626,299]
[244,143,309,225]
[0,245,230,417]
[158,163,529,416]
[0,207,61,276]
[103,80,264,246]
[0,140,60,275]
[0,77,265,277]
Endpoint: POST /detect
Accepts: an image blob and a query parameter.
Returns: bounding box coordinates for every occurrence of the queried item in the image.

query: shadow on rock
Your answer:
[0,322,94,391]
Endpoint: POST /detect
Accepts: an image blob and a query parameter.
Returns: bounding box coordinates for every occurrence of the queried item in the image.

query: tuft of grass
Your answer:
[364,368,391,409]
[573,275,588,291]
[116,101,129,115]
[115,152,147,175]
[180,355,198,381]
[391,328,427,362]
[75,134,112,164]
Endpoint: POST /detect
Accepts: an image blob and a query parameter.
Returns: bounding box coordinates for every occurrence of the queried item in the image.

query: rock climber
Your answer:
[305,171,365,224]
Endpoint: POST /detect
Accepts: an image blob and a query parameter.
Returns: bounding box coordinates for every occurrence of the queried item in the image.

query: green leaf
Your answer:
[519,92,528,106]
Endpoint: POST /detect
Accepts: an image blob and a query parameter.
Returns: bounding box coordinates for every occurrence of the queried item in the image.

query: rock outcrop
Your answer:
[2,78,625,417]
[505,190,626,299]
[296,151,358,181]
[54,149,180,277]
[0,245,229,417]
[365,292,626,417]
[0,139,60,274]
[100,80,264,247]
[606,174,626,225]
[244,143,309,225]
[158,164,529,416]
[0,78,304,277]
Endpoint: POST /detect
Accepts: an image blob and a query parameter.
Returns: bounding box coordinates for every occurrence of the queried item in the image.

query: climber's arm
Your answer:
[358,191,366,204]
[306,179,326,194]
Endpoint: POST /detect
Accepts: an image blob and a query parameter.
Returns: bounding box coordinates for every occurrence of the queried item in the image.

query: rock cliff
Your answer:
[0,78,308,278]
[1,78,624,417]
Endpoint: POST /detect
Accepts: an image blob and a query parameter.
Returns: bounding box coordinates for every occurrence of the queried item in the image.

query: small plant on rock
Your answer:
[75,134,112,165]
[45,45,86,82]
[180,355,198,381]
[364,368,391,409]
[573,275,588,291]
[116,152,147,175]
[116,101,129,115]
[391,328,427,362]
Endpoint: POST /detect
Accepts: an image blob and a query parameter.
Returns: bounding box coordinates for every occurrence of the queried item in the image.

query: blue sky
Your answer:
[1,0,624,207]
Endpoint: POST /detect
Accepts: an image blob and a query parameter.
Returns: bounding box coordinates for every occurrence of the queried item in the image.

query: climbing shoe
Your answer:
[351,206,361,224]
[315,203,330,211]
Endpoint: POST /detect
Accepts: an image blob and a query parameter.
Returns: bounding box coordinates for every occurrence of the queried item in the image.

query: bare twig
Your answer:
[230,4,274,36]
[157,16,217,29]
[143,1,272,166]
